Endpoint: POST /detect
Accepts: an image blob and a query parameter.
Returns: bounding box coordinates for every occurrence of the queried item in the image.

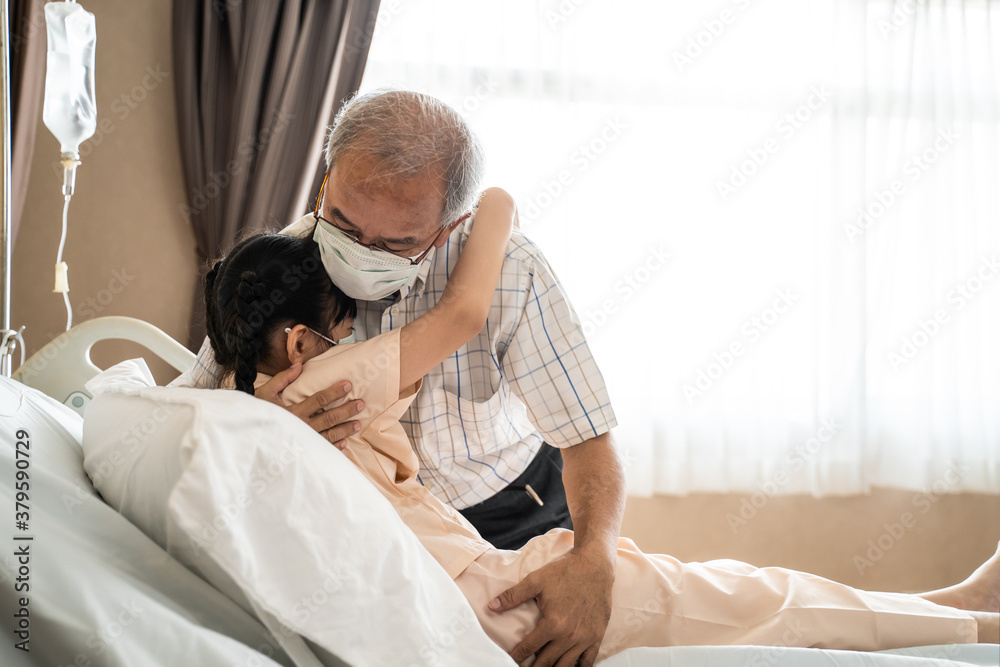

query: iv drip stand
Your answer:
[1,0,19,378]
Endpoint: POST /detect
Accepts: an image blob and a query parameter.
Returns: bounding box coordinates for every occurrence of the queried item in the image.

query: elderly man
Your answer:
[176,89,623,667]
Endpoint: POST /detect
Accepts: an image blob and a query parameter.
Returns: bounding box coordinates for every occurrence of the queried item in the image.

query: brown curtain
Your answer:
[8,0,46,249]
[172,0,381,349]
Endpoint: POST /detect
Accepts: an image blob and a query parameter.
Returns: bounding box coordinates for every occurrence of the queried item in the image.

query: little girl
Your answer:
[203,189,998,663]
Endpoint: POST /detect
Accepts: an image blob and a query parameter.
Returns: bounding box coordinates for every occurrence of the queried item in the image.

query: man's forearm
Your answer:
[560,431,625,562]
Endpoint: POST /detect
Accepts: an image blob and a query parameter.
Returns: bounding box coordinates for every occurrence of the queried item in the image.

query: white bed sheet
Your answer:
[601,644,999,666]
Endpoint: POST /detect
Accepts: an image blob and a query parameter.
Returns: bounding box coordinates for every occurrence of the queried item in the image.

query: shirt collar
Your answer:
[397,245,437,300]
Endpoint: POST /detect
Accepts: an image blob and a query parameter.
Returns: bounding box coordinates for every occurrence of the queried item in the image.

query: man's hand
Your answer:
[254,363,364,450]
[489,548,614,666]
[490,433,624,666]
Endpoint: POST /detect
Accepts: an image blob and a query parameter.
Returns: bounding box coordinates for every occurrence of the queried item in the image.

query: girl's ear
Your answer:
[285,325,312,365]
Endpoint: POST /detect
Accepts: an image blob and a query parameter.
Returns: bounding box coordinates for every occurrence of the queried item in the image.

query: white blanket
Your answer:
[82,359,514,666]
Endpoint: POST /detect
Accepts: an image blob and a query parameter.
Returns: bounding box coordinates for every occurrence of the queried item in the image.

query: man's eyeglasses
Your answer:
[313,171,445,266]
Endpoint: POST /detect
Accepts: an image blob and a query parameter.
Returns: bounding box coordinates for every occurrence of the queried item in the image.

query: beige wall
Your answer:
[621,490,1000,592]
[8,1,998,596]
[14,0,195,385]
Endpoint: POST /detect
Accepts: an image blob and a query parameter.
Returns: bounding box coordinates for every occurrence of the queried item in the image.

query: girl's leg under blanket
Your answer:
[454,529,978,662]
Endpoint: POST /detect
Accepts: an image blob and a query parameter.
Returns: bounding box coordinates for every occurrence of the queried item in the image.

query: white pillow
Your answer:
[0,375,288,667]
[82,359,514,667]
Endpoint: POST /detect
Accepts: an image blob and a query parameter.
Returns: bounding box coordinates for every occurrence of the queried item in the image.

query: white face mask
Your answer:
[310,217,425,301]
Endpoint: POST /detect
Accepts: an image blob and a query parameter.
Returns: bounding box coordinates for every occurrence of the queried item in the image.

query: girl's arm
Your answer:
[398,187,516,389]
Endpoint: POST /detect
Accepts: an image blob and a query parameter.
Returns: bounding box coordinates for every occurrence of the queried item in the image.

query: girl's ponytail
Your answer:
[233,270,265,395]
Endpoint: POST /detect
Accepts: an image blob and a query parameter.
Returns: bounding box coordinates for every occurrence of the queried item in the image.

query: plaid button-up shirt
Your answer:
[173,213,617,510]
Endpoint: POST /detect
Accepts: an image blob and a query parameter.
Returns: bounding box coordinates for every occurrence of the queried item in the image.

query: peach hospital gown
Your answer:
[261,329,978,660]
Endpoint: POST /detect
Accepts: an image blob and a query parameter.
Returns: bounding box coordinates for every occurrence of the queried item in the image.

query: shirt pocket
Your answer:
[416,380,535,471]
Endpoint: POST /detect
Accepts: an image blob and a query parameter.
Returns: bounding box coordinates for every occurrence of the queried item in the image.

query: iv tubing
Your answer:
[56,194,73,331]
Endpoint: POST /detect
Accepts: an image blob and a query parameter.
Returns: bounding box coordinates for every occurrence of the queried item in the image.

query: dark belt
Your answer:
[458,443,572,551]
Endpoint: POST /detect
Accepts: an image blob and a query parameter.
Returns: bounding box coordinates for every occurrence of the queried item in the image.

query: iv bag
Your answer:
[42,2,97,157]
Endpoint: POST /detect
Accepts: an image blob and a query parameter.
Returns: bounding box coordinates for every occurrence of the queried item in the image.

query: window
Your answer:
[360,0,1000,496]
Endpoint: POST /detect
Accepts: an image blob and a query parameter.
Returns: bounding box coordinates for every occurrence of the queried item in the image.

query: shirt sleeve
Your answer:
[502,249,618,448]
[363,378,423,483]
[281,329,402,432]
[283,329,423,481]
[168,336,222,389]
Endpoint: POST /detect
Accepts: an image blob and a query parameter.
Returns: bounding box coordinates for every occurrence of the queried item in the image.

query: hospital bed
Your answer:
[0,316,997,666]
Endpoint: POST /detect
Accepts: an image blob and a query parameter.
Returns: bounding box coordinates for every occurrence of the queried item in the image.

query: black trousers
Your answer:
[458,444,572,551]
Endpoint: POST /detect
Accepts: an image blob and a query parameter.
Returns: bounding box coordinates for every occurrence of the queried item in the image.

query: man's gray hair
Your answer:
[324,89,486,226]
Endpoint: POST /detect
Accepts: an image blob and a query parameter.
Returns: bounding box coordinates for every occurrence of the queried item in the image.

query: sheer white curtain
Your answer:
[359,0,1000,496]
[851,1,1000,492]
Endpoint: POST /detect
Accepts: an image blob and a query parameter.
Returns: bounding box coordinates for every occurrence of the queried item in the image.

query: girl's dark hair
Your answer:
[204,234,356,395]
